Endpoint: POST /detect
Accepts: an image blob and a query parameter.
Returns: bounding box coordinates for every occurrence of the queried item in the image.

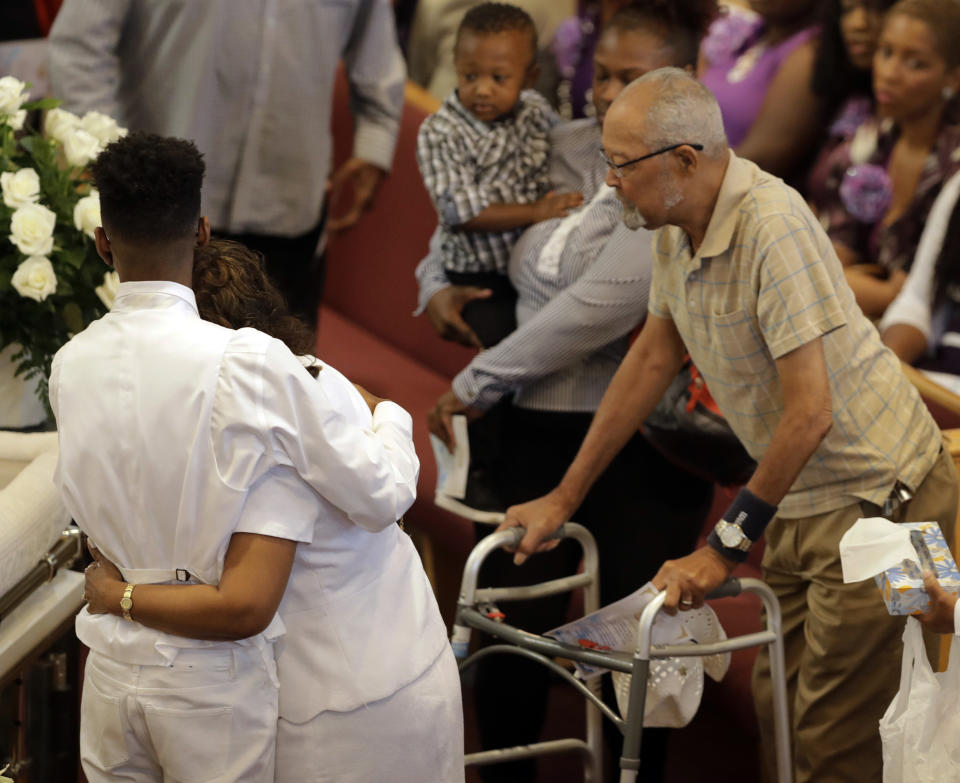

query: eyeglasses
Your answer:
[599,143,704,180]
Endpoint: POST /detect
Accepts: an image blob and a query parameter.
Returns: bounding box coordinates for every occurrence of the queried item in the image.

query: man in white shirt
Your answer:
[51,132,419,781]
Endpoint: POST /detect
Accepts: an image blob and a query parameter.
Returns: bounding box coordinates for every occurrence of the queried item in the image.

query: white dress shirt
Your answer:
[50,281,419,665]
[48,0,405,237]
[239,360,447,718]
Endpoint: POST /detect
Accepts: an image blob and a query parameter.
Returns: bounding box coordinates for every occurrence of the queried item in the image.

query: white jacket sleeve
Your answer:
[212,332,418,532]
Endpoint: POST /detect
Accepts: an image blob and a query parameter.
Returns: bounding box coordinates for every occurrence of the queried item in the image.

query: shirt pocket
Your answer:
[692,308,774,381]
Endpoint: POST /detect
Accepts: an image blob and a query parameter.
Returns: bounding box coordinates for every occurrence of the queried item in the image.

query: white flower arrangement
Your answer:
[0,76,127,410]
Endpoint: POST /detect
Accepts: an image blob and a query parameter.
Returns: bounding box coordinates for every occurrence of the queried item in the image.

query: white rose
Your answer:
[11,256,57,302]
[0,76,28,117]
[80,111,126,146]
[44,107,81,144]
[6,109,25,131]
[0,168,40,209]
[73,190,101,240]
[62,128,103,168]
[9,203,57,256]
[95,269,119,310]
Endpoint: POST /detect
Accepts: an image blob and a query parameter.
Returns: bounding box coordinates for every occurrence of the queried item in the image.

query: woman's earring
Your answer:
[943,86,956,101]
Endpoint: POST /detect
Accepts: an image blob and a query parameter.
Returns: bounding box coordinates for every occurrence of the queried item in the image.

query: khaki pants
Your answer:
[752,444,959,783]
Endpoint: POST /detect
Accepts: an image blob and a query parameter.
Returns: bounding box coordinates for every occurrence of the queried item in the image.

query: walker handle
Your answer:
[705,578,742,600]
[504,523,569,549]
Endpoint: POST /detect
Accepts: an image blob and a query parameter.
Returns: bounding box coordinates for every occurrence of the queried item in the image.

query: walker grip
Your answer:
[706,578,742,600]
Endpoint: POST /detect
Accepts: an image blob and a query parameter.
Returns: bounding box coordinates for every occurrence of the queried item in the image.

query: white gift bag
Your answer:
[880,617,960,782]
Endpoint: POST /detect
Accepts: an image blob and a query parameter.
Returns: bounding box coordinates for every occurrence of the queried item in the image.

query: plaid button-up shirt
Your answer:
[416,89,556,275]
[649,152,940,518]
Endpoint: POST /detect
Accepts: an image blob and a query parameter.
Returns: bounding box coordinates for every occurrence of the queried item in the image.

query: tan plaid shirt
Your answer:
[648,153,941,518]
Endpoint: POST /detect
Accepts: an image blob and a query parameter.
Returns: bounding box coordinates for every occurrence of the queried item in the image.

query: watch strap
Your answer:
[120,584,134,621]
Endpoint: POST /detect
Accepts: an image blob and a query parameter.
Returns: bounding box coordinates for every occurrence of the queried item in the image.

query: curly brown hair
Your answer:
[193,239,317,360]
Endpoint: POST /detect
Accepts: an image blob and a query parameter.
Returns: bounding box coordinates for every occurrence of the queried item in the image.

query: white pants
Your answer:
[81,646,278,783]
[276,645,464,783]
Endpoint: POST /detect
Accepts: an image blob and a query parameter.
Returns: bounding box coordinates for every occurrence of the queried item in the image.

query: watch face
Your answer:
[120,597,133,610]
[719,523,743,548]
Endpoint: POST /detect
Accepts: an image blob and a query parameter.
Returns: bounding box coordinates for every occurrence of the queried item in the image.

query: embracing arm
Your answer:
[217,337,419,534]
[499,314,686,562]
[86,533,296,641]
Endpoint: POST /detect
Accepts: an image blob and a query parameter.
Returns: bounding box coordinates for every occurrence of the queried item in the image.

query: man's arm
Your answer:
[327,0,406,231]
[451,223,655,411]
[48,0,129,119]
[652,337,834,610]
[499,313,687,563]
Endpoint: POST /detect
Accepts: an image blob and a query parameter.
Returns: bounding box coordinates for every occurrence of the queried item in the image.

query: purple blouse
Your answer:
[701,15,819,147]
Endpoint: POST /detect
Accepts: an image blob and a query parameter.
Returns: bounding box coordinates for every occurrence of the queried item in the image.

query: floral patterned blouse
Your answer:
[807,97,960,274]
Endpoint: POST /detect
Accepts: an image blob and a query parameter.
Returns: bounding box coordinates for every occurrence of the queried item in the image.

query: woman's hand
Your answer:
[353,382,385,413]
[84,542,125,616]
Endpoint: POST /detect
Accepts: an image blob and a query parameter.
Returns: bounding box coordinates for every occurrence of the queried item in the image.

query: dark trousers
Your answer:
[474,404,714,782]
[215,217,326,331]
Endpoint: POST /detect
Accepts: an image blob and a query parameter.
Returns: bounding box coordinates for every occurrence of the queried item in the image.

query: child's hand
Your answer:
[533,190,584,222]
[916,570,958,634]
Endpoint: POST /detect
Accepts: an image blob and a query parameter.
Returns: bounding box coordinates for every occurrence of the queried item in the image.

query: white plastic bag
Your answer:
[880,617,960,782]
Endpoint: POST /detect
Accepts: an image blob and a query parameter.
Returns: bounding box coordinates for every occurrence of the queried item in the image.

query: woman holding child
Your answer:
[422,3,718,780]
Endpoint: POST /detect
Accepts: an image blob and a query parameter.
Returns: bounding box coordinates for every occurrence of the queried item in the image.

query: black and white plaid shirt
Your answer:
[416,89,556,275]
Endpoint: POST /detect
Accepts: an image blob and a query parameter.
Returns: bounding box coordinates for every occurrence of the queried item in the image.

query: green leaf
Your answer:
[62,302,84,334]
[22,98,61,112]
[58,245,87,270]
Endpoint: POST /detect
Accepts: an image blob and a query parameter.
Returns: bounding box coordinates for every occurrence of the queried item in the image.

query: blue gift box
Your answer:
[873,522,960,615]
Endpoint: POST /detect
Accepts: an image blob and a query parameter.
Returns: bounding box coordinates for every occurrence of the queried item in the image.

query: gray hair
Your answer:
[629,67,728,159]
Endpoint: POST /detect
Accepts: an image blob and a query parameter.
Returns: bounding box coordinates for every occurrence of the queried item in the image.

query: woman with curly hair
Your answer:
[85,239,463,783]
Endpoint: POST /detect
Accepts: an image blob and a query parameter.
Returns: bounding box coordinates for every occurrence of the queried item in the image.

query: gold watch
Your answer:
[120,584,134,621]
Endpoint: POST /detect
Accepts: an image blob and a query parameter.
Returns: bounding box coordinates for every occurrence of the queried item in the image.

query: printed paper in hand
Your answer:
[430,414,469,500]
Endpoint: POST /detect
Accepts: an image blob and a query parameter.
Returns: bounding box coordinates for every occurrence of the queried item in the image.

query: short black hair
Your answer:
[91,132,205,244]
[455,2,538,63]
[606,1,719,69]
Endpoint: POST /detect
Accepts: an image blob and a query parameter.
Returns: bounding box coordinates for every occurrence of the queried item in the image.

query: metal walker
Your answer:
[451,522,792,783]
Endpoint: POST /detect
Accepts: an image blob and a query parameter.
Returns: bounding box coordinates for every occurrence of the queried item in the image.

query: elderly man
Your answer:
[503,68,959,783]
